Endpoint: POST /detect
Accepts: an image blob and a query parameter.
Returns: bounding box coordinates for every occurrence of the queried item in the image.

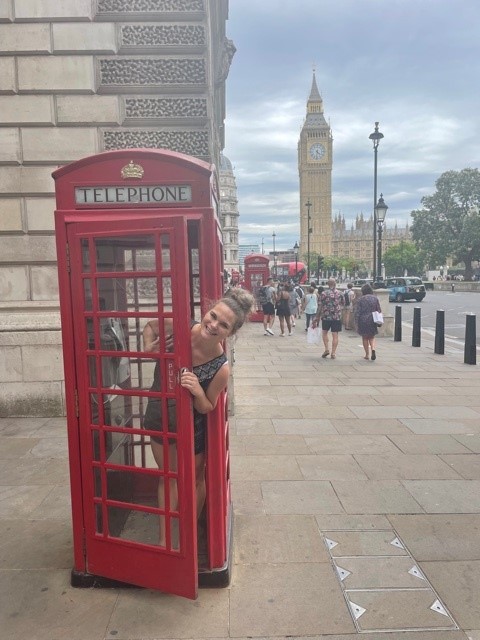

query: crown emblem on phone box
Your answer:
[121,161,144,179]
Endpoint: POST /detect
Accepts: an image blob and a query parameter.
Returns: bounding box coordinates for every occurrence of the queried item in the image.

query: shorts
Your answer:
[262,302,275,315]
[322,319,342,332]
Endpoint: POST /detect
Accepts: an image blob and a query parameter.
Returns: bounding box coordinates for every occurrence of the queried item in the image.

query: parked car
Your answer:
[385,277,426,302]
[352,278,372,287]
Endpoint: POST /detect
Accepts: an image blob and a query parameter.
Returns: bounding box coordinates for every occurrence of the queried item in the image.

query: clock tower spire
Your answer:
[298,71,333,267]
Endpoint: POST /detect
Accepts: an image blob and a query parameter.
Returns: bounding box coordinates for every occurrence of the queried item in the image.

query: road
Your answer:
[386,290,480,347]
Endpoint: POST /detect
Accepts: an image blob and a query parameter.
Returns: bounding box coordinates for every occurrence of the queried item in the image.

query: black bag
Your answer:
[344,290,351,306]
[258,286,268,305]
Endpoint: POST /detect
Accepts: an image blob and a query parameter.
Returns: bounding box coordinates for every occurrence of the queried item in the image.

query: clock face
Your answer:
[309,143,326,160]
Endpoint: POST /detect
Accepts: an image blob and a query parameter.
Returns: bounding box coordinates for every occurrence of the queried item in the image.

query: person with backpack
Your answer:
[342,282,355,330]
[259,277,276,335]
[294,284,304,319]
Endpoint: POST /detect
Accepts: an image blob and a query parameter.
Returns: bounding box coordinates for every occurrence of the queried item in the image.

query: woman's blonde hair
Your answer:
[221,288,255,334]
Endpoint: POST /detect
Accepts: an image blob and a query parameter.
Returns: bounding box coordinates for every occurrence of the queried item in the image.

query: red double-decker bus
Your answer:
[271,262,307,284]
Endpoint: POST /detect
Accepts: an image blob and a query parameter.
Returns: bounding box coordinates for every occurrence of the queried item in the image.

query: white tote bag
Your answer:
[307,326,321,345]
[372,310,384,326]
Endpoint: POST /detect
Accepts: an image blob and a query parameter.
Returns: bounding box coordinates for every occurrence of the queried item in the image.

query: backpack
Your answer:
[258,285,269,305]
[344,290,351,306]
[294,285,304,299]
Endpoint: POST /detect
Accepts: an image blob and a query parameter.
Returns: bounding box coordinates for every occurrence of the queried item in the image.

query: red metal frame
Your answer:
[53,149,230,599]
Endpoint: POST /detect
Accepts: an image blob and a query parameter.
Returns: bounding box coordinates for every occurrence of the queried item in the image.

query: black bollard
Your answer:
[464,314,476,365]
[394,305,402,342]
[434,309,445,355]
[412,307,421,347]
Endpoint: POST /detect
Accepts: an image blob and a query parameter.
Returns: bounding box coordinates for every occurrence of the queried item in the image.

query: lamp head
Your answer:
[375,194,388,222]
[369,121,384,144]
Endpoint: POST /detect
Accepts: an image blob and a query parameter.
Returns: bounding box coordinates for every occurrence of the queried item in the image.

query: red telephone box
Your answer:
[53,149,232,600]
[243,253,271,322]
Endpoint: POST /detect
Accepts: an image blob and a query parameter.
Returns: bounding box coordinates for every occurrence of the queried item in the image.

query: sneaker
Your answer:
[292,322,296,327]
[288,332,292,336]
[266,327,274,335]
[264,331,268,336]
[279,333,285,337]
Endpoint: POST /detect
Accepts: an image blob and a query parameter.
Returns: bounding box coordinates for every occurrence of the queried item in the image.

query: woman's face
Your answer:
[201,302,236,340]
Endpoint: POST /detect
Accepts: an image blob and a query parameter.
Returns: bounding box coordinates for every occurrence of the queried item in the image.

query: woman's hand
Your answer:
[180,369,202,398]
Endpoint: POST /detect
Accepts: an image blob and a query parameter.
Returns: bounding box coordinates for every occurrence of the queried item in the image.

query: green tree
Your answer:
[383,240,424,276]
[410,168,480,279]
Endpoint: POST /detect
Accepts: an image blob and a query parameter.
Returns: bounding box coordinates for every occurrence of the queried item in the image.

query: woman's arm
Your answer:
[143,318,173,353]
[180,363,230,414]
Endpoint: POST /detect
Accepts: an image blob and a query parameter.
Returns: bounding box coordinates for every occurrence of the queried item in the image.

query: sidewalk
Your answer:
[1,321,479,640]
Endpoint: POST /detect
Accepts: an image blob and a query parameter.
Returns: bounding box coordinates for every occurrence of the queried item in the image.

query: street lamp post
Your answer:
[272,231,277,272]
[369,122,384,281]
[261,237,264,254]
[375,194,388,281]
[305,199,312,280]
[293,241,299,280]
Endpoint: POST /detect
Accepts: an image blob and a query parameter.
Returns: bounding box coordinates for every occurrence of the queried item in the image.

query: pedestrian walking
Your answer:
[259,277,277,336]
[313,278,344,359]
[302,285,318,331]
[276,285,293,336]
[354,283,382,360]
[342,282,355,330]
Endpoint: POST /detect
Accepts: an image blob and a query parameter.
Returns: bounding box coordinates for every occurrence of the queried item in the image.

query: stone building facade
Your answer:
[219,153,239,271]
[0,0,233,416]
[332,213,411,270]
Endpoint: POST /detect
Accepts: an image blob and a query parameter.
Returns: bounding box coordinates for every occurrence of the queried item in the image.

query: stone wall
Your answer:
[0,0,232,416]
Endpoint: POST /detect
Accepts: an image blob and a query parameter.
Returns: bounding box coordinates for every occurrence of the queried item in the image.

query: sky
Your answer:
[223,0,480,253]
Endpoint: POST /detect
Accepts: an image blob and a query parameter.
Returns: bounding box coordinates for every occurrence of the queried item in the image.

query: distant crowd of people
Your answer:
[259,278,383,361]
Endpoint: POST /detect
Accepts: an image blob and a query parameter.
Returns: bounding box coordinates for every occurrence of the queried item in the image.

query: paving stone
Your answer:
[230,563,355,637]
[336,555,430,589]
[305,435,399,455]
[233,418,275,434]
[440,454,480,479]
[0,569,118,640]
[242,434,311,455]
[454,434,480,453]
[297,454,368,480]
[0,484,54,517]
[400,419,480,435]
[272,418,337,435]
[332,418,411,434]
[388,515,480,561]
[0,520,72,568]
[234,514,329,563]
[300,405,357,418]
[354,454,462,480]
[0,436,39,457]
[350,405,422,419]
[332,480,424,514]
[108,586,229,638]
[322,529,409,556]
[403,480,480,513]
[420,560,480,630]
[347,589,457,632]
[231,454,302,481]
[262,480,345,514]
[0,456,69,485]
[389,434,473,454]
[316,514,391,530]
[412,406,480,419]
[231,480,265,514]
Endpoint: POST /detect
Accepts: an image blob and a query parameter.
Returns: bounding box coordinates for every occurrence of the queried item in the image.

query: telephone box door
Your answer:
[66,215,198,599]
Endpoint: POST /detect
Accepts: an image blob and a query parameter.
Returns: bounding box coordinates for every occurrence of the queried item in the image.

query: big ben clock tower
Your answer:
[298,72,333,264]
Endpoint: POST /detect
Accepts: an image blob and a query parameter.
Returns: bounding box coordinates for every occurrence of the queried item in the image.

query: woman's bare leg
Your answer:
[151,439,178,546]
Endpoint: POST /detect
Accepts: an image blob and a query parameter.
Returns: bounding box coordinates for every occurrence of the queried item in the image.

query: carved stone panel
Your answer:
[96,0,205,19]
[120,24,206,50]
[98,57,206,90]
[124,97,207,123]
[102,128,209,159]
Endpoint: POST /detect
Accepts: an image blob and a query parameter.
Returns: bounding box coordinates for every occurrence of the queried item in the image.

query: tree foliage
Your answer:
[383,241,424,276]
[410,168,480,278]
